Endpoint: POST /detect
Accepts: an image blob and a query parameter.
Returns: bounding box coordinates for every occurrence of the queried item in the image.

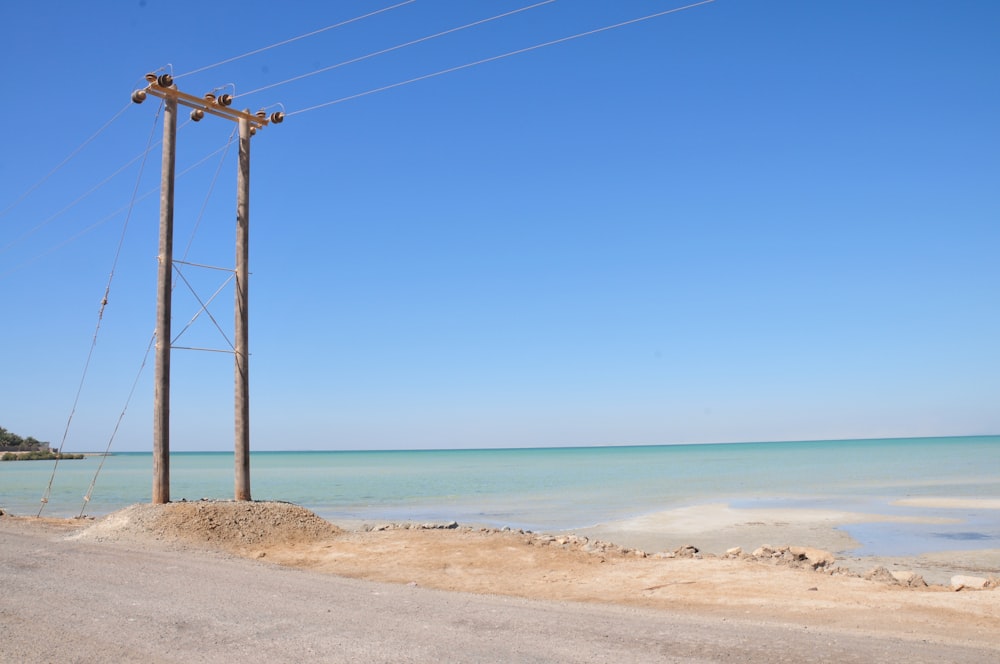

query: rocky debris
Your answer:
[744,545,838,573]
[365,521,460,532]
[224,518,962,590]
[859,568,929,589]
[355,522,652,558]
[581,539,622,555]
[69,507,993,593]
[891,571,928,588]
[538,534,648,558]
[864,567,898,584]
[789,546,835,569]
[951,575,991,591]
[72,500,341,552]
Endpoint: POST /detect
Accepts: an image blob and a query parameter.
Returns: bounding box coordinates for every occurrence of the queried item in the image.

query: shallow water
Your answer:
[2,436,997,556]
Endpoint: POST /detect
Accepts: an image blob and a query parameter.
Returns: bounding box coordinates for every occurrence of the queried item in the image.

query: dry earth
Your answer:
[30,500,996,652]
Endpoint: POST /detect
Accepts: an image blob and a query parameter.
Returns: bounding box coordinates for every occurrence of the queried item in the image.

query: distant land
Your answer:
[0,425,82,461]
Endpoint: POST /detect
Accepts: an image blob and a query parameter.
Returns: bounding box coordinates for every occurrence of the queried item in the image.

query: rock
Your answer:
[752,546,776,558]
[951,575,990,591]
[418,521,459,530]
[789,546,836,569]
[674,545,699,558]
[725,546,742,557]
[864,567,900,585]
[891,571,927,588]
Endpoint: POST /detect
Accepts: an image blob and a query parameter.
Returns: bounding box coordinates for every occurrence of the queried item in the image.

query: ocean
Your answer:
[2,436,998,556]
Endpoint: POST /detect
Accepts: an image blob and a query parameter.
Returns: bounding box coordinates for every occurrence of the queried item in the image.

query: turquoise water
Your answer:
[2,436,998,555]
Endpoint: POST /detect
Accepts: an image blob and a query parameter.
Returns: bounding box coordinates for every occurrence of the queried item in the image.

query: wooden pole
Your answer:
[153,94,177,504]
[135,77,277,504]
[234,115,251,501]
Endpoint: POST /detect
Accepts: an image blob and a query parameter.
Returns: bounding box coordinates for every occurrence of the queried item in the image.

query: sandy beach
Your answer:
[1,500,998,662]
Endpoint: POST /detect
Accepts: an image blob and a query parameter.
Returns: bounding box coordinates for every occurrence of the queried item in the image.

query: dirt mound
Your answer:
[73,500,341,552]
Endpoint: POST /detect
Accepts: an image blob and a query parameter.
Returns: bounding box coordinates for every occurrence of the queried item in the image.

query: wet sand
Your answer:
[571,501,1000,585]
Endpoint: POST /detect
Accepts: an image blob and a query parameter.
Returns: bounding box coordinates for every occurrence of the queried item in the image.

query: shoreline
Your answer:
[565,501,999,586]
[4,496,998,585]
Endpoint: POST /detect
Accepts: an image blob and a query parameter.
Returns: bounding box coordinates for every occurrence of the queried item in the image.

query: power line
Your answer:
[37,104,162,517]
[287,0,716,118]
[0,108,207,258]
[175,0,418,80]
[0,118,165,258]
[3,1,708,262]
[182,126,238,259]
[0,102,132,222]
[78,125,238,517]
[78,331,154,518]
[0,138,237,281]
[236,0,558,100]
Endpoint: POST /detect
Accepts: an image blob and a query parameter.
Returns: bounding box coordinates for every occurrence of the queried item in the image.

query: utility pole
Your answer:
[152,86,176,504]
[132,73,282,504]
[234,115,251,501]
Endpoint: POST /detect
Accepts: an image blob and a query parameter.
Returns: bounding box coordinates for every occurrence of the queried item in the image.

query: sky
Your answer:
[1,0,998,452]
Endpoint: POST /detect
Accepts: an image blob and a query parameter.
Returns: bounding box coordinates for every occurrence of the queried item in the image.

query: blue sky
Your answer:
[1,0,997,452]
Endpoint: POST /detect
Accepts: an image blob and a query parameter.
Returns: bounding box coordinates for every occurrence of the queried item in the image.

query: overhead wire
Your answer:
[76,123,238,517]
[0,154,146,256]
[0,136,237,281]
[0,102,132,222]
[78,331,154,518]
[182,126,238,258]
[235,0,558,99]
[30,0,713,513]
[38,101,163,516]
[287,0,716,118]
[175,0,418,80]
[0,115,196,259]
[5,0,683,263]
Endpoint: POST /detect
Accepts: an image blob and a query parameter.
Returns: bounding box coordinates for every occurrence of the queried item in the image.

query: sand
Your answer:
[2,501,998,662]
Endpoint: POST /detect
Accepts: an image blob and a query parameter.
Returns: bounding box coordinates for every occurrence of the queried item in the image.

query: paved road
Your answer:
[0,523,993,663]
